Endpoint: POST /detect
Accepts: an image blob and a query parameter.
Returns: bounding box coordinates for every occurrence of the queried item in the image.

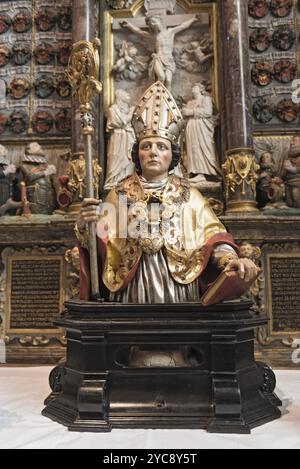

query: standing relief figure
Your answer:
[0,144,19,216]
[20,142,57,215]
[104,89,135,191]
[182,83,221,183]
[120,14,200,89]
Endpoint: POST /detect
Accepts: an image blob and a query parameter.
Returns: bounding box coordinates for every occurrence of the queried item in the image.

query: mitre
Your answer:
[132,81,183,144]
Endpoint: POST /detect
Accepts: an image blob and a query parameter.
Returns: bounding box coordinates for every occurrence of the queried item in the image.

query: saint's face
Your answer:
[138,137,172,181]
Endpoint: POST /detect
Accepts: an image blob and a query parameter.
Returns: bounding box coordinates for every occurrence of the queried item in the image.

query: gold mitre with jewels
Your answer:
[132,81,183,144]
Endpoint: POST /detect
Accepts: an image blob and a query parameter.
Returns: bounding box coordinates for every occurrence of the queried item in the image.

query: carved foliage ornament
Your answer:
[34,74,55,99]
[248,0,269,19]
[251,61,273,87]
[12,9,32,33]
[250,29,271,53]
[253,97,275,123]
[12,42,31,66]
[276,99,299,123]
[270,0,293,18]
[8,111,27,134]
[66,39,102,108]
[0,45,10,67]
[35,8,56,32]
[8,78,30,100]
[272,26,295,51]
[0,14,11,34]
[223,153,260,198]
[273,60,296,84]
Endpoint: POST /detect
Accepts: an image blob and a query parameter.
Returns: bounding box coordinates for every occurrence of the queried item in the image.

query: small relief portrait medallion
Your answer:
[8,77,30,100]
[253,97,275,123]
[273,60,296,84]
[12,9,32,33]
[251,61,273,86]
[12,42,31,66]
[270,0,293,18]
[57,7,72,31]
[0,13,11,35]
[249,29,271,53]
[34,42,55,65]
[32,110,54,134]
[248,0,269,19]
[55,109,71,133]
[55,74,71,98]
[35,74,55,99]
[276,99,299,123]
[272,26,295,51]
[0,114,8,134]
[57,42,72,66]
[8,110,28,134]
[35,8,56,32]
[0,45,10,67]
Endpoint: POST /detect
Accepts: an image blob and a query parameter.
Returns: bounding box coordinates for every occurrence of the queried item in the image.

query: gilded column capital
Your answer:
[222,148,260,213]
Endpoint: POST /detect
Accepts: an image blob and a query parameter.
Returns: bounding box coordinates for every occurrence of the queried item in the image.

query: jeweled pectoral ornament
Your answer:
[270,0,292,18]
[274,60,296,84]
[251,62,273,87]
[248,0,269,19]
[12,42,31,66]
[32,111,53,134]
[249,29,270,53]
[276,99,299,123]
[12,9,32,33]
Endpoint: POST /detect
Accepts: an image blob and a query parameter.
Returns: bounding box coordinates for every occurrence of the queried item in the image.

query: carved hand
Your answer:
[44,165,57,177]
[3,163,16,176]
[77,198,101,231]
[120,20,129,28]
[224,258,260,283]
[283,160,297,174]
[182,108,194,117]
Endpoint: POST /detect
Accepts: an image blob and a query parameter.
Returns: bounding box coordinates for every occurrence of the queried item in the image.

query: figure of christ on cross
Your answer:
[120,14,201,89]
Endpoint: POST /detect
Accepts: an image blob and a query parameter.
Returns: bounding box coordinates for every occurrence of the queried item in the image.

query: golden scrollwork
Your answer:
[66,38,102,112]
[67,154,102,201]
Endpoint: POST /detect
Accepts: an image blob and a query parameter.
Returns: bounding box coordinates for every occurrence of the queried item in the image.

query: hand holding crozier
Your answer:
[77,198,101,231]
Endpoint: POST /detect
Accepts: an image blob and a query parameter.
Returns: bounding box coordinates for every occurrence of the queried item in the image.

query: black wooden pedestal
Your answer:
[42,300,281,434]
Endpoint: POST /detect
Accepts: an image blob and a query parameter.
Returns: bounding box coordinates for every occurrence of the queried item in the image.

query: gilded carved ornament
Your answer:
[223,153,260,198]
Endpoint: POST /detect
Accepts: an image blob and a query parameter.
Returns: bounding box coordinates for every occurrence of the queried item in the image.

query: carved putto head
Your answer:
[132,81,183,144]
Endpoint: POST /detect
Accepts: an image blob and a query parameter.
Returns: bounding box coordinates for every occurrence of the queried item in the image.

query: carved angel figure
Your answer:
[177,37,213,74]
[113,41,149,81]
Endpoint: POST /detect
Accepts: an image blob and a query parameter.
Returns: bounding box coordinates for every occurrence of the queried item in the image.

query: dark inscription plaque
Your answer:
[9,258,62,330]
[269,256,300,333]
